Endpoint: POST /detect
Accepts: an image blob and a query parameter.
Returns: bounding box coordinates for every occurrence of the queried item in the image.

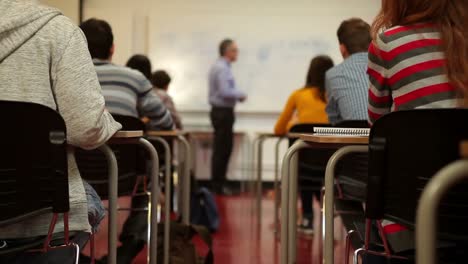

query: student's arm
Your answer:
[325,72,341,125]
[166,95,183,130]
[274,91,297,135]
[51,28,121,150]
[216,66,246,100]
[367,40,392,125]
[138,85,174,131]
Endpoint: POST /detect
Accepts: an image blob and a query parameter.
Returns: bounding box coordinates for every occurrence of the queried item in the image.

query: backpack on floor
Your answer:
[157,222,213,264]
[190,187,220,232]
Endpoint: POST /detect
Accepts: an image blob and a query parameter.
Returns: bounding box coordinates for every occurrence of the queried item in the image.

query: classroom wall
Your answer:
[40,0,80,24]
[84,0,380,112]
[83,0,381,180]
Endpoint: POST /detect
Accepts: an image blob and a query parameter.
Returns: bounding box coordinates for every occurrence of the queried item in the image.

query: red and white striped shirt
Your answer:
[367,23,459,124]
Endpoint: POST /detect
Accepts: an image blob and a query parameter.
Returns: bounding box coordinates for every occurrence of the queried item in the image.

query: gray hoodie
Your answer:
[0,0,121,238]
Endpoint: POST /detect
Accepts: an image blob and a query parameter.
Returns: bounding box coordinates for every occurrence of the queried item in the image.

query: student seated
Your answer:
[325,18,372,125]
[367,0,467,261]
[125,54,183,129]
[80,19,174,264]
[151,70,183,130]
[274,55,334,233]
[0,1,121,263]
[274,55,333,135]
[80,19,174,131]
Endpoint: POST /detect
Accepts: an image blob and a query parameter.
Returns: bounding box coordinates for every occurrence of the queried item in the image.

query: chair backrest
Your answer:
[113,115,146,131]
[0,101,68,226]
[289,124,335,177]
[367,109,468,239]
[76,115,146,199]
[335,120,369,128]
[289,123,330,146]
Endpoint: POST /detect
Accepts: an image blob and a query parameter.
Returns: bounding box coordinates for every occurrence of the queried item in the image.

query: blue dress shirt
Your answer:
[208,58,246,108]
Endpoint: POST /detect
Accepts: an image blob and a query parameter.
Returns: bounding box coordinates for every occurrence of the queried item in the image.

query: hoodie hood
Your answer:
[0,0,61,61]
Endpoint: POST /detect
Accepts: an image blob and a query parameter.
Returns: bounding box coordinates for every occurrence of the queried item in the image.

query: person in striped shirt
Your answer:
[367,0,467,260]
[325,18,372,125]
[80,18,174,131]
[80,18,174,264]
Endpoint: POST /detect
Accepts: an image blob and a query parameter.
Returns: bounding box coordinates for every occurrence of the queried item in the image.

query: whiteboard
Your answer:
[150,31,334,112]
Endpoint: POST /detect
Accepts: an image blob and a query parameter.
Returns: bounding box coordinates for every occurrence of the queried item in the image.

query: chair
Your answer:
[356,109,468,262]
[76,115,146,199]
[335,120,369,128]
[76,115,173,264]
[289,124,335,195]
[288,124,334,226]
[75,115,148,264]
[310,122,369,263]
[0,101,77,262]
[416,159,468,264]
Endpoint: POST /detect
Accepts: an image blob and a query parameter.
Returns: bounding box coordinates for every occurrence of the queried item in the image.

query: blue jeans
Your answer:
[83,181,106,233]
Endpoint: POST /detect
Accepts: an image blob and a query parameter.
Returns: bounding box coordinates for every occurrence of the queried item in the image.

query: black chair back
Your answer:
[0,101,68,225]
[289,123,334,167]
[367,109,468,239]
[335,120,369,128]
[76,115,145,199]
[289,124,335,192]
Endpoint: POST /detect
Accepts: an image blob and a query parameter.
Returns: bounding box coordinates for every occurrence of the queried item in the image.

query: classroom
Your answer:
[0,0,467,263]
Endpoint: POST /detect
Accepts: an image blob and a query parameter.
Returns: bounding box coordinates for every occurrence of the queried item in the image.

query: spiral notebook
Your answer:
[313,127,370,137]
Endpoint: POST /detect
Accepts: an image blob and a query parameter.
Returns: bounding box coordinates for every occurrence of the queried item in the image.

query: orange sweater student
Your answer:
[274,56,334,135]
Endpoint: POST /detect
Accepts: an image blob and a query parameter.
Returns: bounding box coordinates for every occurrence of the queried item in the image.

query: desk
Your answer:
[112,130,144,138]
[146,131,192,225]
[103,131,160,264]
[280,134,368,264]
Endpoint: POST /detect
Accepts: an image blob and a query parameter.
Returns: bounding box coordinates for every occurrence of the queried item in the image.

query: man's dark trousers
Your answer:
[210,106,235,191]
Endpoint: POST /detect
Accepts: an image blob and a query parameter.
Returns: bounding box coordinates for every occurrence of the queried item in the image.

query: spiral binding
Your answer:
[313,127,370,136]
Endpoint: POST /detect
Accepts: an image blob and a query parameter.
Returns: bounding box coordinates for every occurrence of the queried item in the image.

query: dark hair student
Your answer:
[337,18,372,55]
[79,18,114,60]
[151,70,172,90]
[306,55,335,102]
[126,54,152,80]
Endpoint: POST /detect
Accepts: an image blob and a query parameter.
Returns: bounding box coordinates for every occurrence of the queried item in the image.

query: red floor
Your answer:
[88,192,347,264]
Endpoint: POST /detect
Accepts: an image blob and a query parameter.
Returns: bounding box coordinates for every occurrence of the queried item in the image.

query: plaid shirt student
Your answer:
[325,52,370,125]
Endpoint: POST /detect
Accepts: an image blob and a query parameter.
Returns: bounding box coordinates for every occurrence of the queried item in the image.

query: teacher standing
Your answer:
[208,39,247,195]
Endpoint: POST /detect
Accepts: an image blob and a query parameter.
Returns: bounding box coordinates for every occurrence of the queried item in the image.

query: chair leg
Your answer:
[345,230,356,264]
[74,244,81,264]
[353,248,365,264]
[319,187,325,264]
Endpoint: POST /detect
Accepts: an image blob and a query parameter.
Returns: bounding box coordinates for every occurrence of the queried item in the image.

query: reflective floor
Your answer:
[88,192,348,264]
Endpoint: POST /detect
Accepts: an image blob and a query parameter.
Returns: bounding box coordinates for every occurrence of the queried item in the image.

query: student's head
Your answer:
[305,55,335,102]
[219,39,238,63]
[80,18,114,60]
[337,18,372,59]
[372,0,468,103]
[126,55,152,80]
[151,70,172,91]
